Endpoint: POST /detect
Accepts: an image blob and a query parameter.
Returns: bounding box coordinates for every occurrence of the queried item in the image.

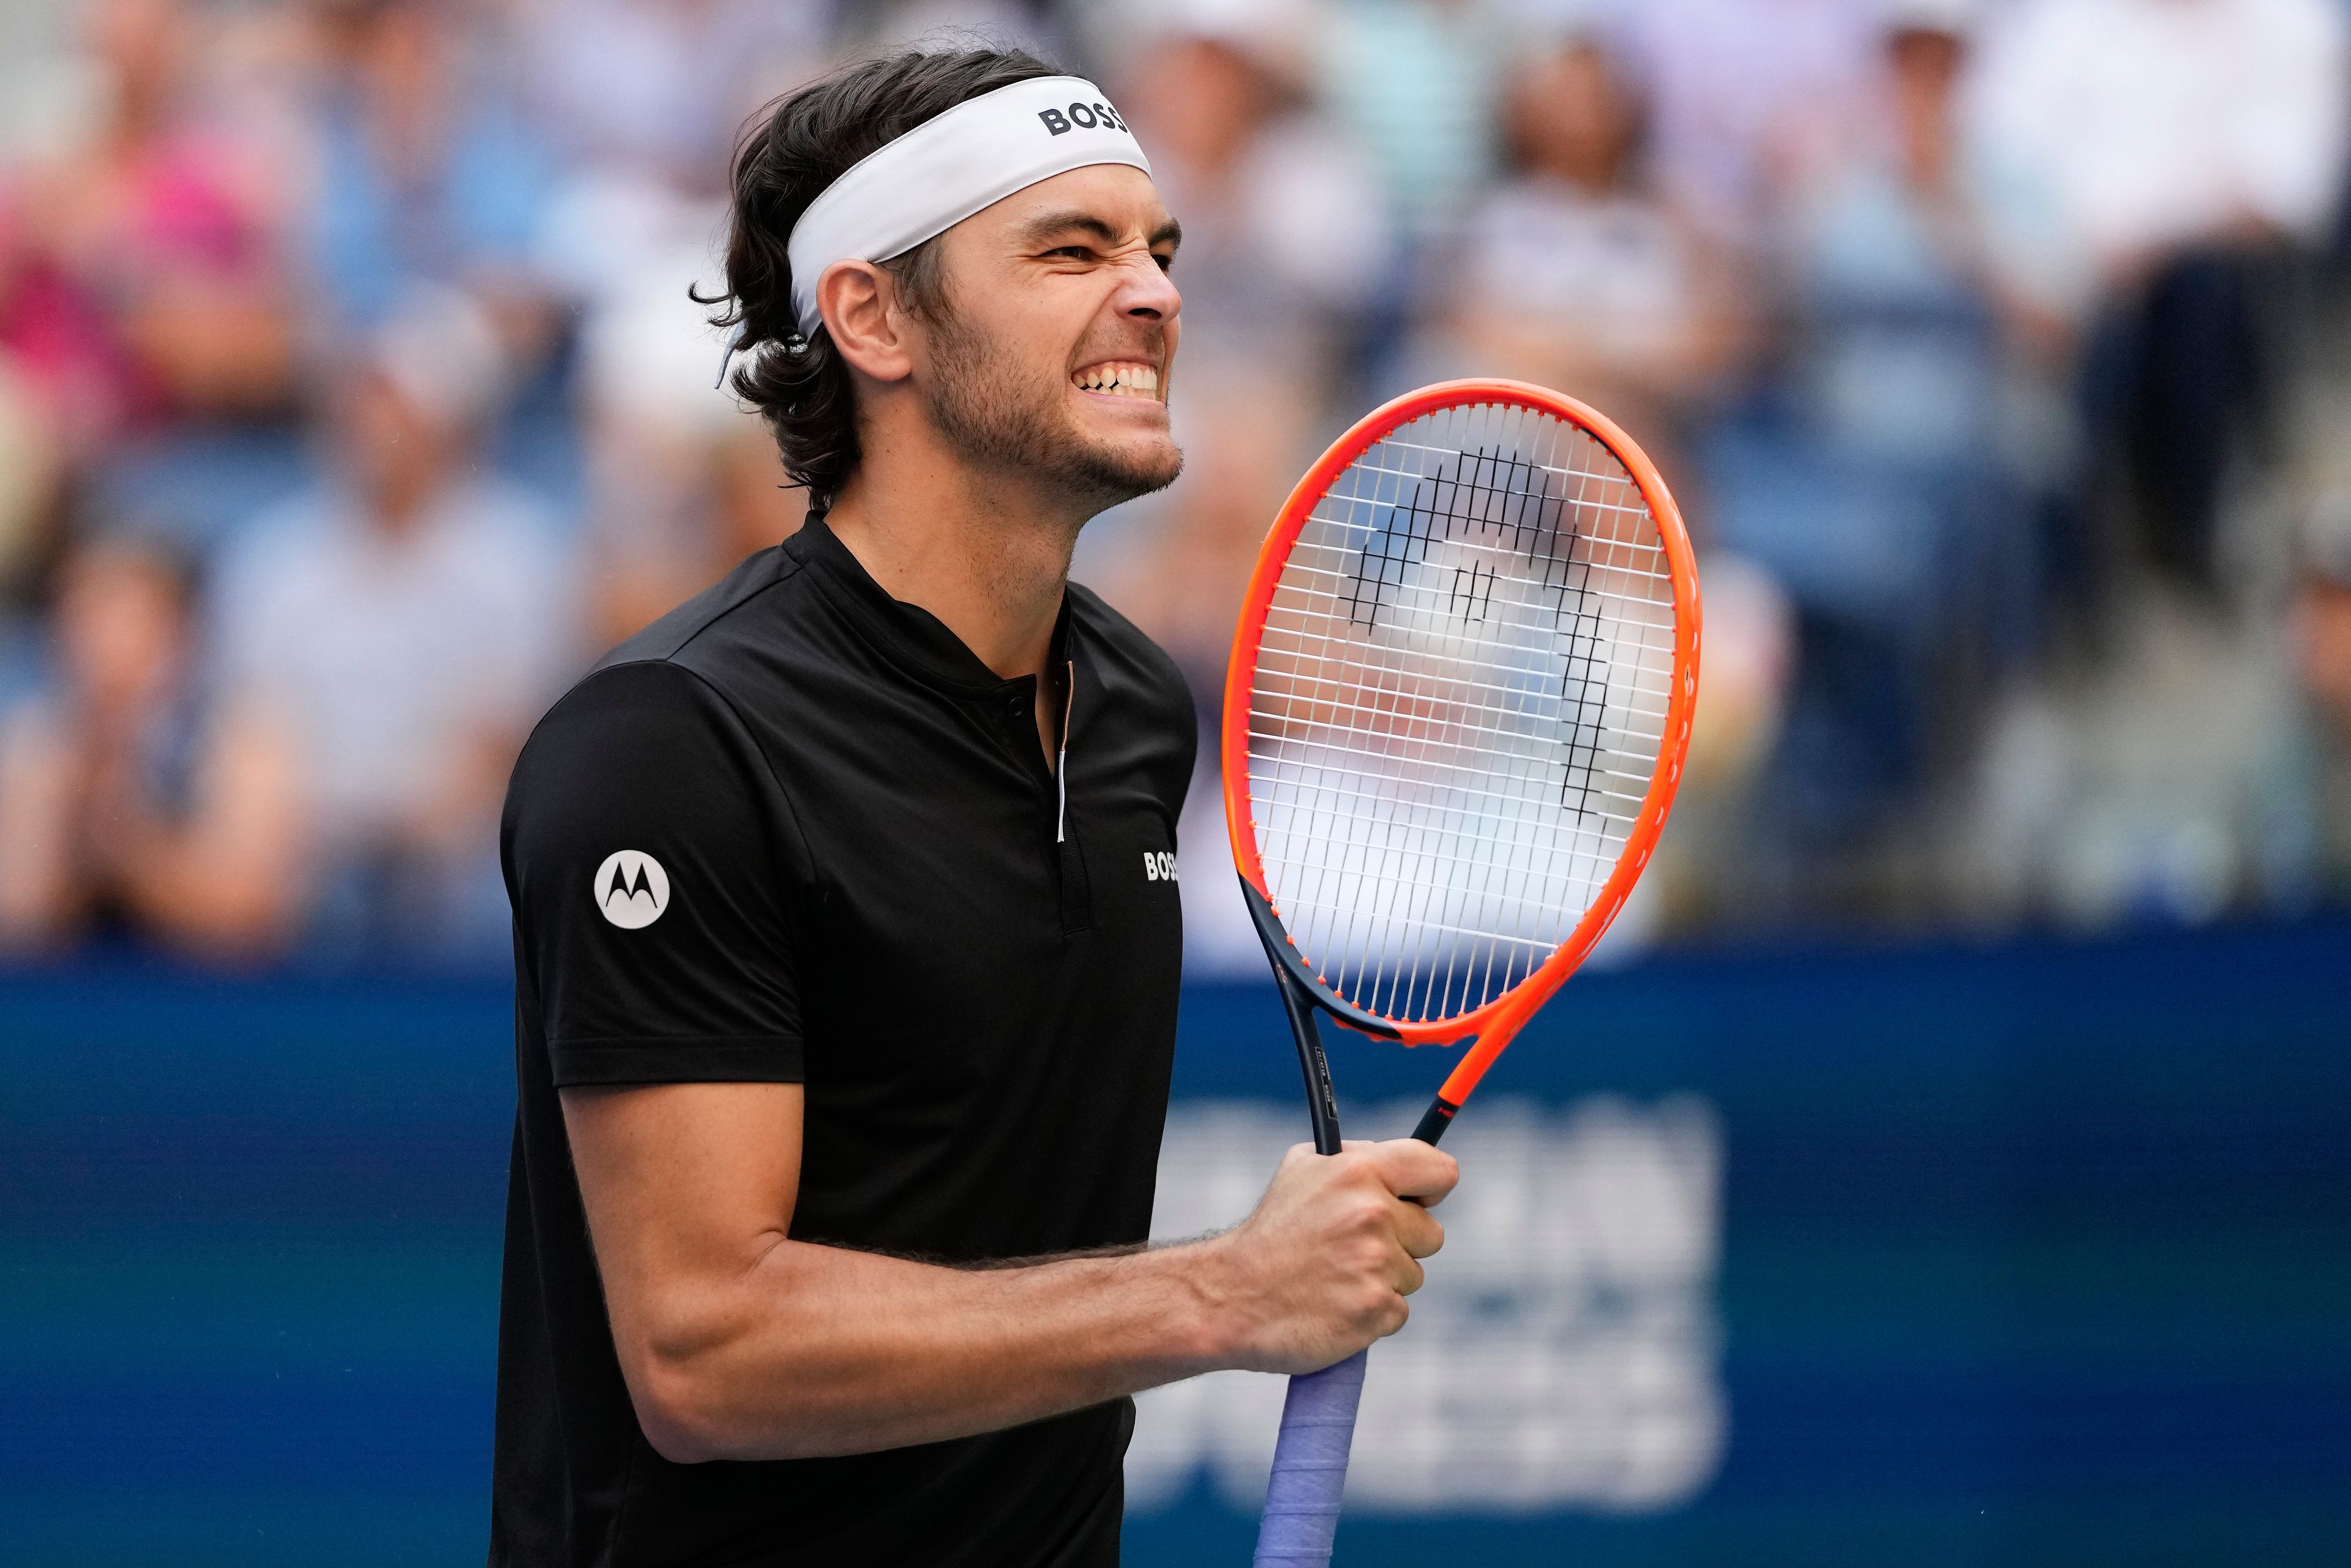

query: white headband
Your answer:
[784,75,1152,339]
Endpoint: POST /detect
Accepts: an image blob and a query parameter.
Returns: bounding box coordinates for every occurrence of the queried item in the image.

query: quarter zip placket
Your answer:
[1055,658,1074,844]
[1052,655,1092,934]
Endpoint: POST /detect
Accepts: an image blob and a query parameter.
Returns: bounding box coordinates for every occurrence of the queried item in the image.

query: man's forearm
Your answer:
[623,1233,1238,1463]
[567,1079,1452,1468]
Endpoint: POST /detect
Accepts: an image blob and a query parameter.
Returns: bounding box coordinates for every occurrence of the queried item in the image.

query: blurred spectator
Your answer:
[1968,0,2351,591]
[582,407,801,645]
[512,0,830,189]
[1776,8,2004,466]
[538,170,798,643]
[511,0,828,643]
[1764,1,2045,655]
[0,0,292,459]
[1968,0,2347,291]
[0,350,55,599]
[853,0,1070,59]
[0,533,302,958]
[302,0,559,342]
[2280,498,2351,898]
[1318,0,1510,240]
[1114,2,1390,392]
[206,289,577,962]
[1431,30,1743,469]
[1700,4,2044,901]
[1646,553,1796,931]
[0,0,2342,969]
[1610,0,1877,246]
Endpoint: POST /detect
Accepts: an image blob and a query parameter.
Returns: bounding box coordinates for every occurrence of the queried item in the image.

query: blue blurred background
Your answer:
[7,922,2347,1562]
[2,0,2349,1559]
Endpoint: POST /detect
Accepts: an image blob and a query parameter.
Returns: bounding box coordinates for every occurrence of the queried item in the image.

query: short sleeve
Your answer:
[502,659,805,1087]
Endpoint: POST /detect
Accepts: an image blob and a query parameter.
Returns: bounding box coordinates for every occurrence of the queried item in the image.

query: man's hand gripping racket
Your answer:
[1222,380,1701,1566]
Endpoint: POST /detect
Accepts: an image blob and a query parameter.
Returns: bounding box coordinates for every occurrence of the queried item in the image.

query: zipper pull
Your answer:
[1056,658,1074,844]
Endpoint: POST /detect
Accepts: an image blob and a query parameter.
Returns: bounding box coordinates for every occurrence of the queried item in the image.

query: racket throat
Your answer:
[1237,880,1401,1042]
[1272,965,1344,1157]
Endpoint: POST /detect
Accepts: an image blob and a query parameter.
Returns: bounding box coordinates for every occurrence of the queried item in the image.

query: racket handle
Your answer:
[1252,1349,1368,1567]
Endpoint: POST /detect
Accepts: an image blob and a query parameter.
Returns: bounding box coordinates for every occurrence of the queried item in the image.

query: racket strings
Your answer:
[1244,402,1679,1026]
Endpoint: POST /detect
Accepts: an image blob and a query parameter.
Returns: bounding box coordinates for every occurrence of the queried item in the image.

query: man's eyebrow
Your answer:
[1018,209,1185,250]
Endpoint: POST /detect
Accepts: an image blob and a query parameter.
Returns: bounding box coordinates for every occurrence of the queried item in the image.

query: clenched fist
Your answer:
[1198,1139,1459,1375]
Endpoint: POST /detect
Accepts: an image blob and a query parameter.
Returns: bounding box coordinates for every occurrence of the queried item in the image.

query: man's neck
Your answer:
[822,442,1086,685]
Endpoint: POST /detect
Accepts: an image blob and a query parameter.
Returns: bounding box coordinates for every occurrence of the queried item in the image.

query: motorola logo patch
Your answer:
[594,850,670,929]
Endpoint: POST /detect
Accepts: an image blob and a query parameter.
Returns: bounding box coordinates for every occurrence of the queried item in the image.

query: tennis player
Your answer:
[490,48,1456,1567]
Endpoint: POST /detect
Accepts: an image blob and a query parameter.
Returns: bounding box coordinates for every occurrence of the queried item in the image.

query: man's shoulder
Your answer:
[502,652,784,879]
[1067,580,1193,719]
[513,549,812,792]
[593,544,808,673]
[1067,583,1199,817]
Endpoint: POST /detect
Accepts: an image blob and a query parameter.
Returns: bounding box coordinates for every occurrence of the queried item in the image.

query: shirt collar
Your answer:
[784,509,1073,699]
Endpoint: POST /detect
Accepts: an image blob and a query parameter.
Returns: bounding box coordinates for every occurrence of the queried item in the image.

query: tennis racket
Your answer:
[1223,380,1701,1566]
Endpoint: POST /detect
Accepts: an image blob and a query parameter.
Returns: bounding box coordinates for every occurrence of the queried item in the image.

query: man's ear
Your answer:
[817,260,916,384]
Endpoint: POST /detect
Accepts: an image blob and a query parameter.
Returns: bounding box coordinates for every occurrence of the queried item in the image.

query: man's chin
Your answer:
[1059,432,1183,508]
[922,345,1182,511]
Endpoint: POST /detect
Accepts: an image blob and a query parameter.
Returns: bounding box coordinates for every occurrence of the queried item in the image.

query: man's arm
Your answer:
[563,1081,1457,1465]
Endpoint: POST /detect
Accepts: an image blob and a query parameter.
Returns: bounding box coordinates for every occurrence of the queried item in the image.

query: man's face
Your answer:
[59,546,185,715]
[913,164,1183,509]
[334,367,454,523]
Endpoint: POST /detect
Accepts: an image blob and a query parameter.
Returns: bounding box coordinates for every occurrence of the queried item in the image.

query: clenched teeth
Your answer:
[1072,361,1160,398]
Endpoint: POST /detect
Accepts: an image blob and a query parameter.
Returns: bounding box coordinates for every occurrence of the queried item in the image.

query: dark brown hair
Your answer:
[698,47,1062,503]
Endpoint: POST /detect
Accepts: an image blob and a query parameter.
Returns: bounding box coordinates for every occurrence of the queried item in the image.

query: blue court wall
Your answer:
[2,918,2345,1566]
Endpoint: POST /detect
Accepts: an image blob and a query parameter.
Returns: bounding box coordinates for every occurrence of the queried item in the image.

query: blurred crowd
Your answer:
[1,0,2350,971]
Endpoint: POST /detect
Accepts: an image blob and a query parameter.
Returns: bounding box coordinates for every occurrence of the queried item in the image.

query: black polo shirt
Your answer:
[490,512,1194,1567]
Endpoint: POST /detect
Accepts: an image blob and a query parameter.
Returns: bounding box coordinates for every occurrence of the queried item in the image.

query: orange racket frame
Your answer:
[1220,379,1702,1127]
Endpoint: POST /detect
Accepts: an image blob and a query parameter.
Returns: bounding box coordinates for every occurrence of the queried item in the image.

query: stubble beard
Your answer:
[921,308,1183,513]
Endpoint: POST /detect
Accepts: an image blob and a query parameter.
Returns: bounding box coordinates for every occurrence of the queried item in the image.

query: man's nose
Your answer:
[1112,250,1180,324]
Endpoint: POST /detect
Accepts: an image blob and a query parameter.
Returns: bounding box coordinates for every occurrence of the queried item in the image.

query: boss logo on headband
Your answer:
[1038,100,1128,136]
